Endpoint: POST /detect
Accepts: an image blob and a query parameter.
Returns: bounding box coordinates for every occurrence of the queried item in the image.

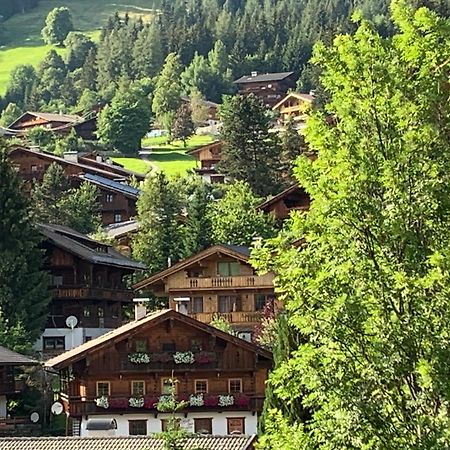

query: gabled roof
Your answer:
[133,244,251,291]
[45,309,272,369]
[9,112,81,129]
[0,126,18,137]
[0,435,256,450]
[39,223,146,271]
[78,173,141,198]
[257,184,309,212]
[181,95,219,109]
[234,71,295,84]
[78,155,146,180]
[105,220,140,239]
[0,346,36,366]
[188,140,223,156]
[272,92,315,110]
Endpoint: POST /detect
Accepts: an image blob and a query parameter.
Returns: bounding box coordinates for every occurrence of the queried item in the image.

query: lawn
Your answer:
[0,0,159,94]
[148,150,197,176]
[111,157,153,175]
[142,134,216,151]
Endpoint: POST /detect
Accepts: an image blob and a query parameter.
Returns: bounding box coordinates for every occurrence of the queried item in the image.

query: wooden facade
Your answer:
[272,92,314,127]
[188,141,225,183]
[134,245,276,338]
[45,310,272,436]
[234,72,297,108]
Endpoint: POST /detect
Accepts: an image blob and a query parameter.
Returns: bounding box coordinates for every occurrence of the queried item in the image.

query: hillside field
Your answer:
[0,0,159,94]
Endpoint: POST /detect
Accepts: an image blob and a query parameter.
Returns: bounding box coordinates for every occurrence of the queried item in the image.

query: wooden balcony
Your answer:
[190,311,264,324]
[170,274,274,291]
[52,285,134,302]
[0,417,39,437]
[67,393,265,417]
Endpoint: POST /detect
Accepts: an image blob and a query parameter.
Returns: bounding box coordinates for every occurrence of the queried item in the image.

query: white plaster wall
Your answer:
[0,395,7,418]
[34,327,114,352]
[80,411,257,437]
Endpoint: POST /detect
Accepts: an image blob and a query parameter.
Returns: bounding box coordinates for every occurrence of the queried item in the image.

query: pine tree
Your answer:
[0,141,50,349]
[3,65,37,110]
[280,116,307,183]
[171,103,195,146]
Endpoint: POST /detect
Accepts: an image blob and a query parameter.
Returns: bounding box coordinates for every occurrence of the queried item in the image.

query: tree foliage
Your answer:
[0,103,22,127]
[171,103,195,146]
[41,7,74,45]
[253,2,450,448]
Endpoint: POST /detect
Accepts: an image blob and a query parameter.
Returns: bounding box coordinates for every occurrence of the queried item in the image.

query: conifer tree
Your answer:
[280,116,307,183]
[0,103,22,127]
[171,103,195,146]
[0,141,50,350]
[3,65,37,110]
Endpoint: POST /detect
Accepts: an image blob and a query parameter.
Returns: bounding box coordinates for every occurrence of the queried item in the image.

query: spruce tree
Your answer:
[0,141,50,350]
[280,116,307,183]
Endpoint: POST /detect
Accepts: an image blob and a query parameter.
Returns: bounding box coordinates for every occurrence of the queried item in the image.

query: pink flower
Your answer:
[204,395,219,407]
[144,396,159,409]
[234,394,250,407]
[109,398,128,409]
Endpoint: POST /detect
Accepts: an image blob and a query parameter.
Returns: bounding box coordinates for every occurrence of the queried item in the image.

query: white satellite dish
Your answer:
[51,402,63,415]
[30,412,40,423]
[66,316,78,329]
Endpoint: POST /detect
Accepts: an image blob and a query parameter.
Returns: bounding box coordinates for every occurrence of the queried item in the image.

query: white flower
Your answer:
[128,352,150,364]
[189,394,204,407]
[218,394,234,407]
[173,351,194,364]
[95,396,109,409]
[129,397,144,408]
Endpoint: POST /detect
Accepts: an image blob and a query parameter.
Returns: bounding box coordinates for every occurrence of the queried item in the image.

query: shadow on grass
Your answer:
[149,151,194,162]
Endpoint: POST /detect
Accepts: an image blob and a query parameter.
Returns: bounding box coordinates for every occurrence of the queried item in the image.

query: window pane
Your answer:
[132,381,145,396]
[195,418,212,434]
[255,294,266,311]
[129,420,147,435]
[97,382,110,397]
[219,296,230,313]
[229,379,242,393]
[227,418,245,435]
[193,297,203,313]
[195,380,208,393]
[218,262,229,277]
[229,262,240,276]
[135,339,147,352]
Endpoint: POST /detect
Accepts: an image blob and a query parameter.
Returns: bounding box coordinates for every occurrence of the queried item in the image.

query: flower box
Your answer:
[234,394,250,407]
[173,351,194,364]
[218,394,234,407]
[194,352,211,364]
[204,395,219,407]
[94,396,109,409]
[189,394,204,407]
[144,396,159,409]
[129,397,144,408]
[109,397,128,409]
[128,352,150,364]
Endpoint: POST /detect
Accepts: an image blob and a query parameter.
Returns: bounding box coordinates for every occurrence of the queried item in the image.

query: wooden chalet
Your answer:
[188,141,225,183]
[181,96,220,125]
[36,224,146,356]
[272,92,314,128]
[105,220,140,256]
[257,184,311,221]
[45,309,272,437]
[73,174,140,225]
[134,245,276,339]
[234,71,297,108]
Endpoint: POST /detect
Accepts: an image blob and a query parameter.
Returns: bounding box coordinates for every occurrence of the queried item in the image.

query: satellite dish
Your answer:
[51,402,63,415]
[66,316,78,329]
[30,412,40,423]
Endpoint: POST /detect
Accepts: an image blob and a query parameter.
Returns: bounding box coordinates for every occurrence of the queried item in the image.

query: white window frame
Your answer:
[96,381,111,397]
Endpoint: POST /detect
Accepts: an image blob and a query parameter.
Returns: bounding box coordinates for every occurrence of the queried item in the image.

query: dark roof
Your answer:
[45,309,272,369]
[234,71,295,84]
[257,184,308,211]
[78,155,146,180]
[39,223,146,271]
[9,112,81,129]
[79,173,141,198]
[133,244,251,291]
[181,95,220,109]
[0,435,256,450]
[105,220,140,239]
[188,140,223,156]
[0,346,36,366]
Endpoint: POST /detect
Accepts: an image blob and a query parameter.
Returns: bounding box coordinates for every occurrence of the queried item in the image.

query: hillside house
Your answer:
[188,141,225,183]
[257,184,311,221]
[105,220,140,256]
[45,309,272,437]
[181,96,220,126]
[234,72,297,108]
[36,224,146,356]
[133,245,276,340]
[272,92,314,128]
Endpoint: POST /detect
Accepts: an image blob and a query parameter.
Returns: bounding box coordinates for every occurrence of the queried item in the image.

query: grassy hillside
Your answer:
[0,0,159,94]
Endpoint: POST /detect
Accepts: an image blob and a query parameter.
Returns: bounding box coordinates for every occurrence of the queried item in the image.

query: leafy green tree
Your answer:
[219,94,282,196]
[181,52,215,98]
[152,53,183,135]
[64,32,96,71]
[41,7,74,46]
[280,117,307,183]
[26,127,57,152]
[171,103,195,146]
[0,103,22,127]
[254,3,450,448]
[75,89,100,115]
[97,83,151,154]
[209,181,276,246]
[0,141,50,349]
[3,65,37,109]
[210,314,236,335]
[190,88,210,127]
[54,128,85,157]
[133,172,186,274]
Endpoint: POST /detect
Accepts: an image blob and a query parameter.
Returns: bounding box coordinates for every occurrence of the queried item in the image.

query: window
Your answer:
[217,261,240,277]
[135,339,147,352]
[219,296,242,313]
[97,307,104,318]
[255,294,275,311]
[83,306,91,317]
[114,211,122,223]
[162,378,177,395]
[228,379,242,393]
[31,165,38,172]
[106,193,114,203]
[194,418,212,434]
[96,381,110,397]
[195,380,208,394]
[227,417,245,435]
[162,342,176,352]
[43,337,65,351]
[129,420,147,435]
[192,296,204,313]
[131,380,145,396]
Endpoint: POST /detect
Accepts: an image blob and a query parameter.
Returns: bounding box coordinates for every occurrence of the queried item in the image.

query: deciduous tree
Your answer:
[41,7,74,46]
[171,103,195,146]
[0,103,22,127]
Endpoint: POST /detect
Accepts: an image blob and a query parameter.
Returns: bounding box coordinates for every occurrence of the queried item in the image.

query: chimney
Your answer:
[63,151,78,163]
[96,155,103,163]
[133,298,148,320]
[251,71,258,77]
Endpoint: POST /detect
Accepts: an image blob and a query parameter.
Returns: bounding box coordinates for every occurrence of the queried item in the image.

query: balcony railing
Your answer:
[189,311,264,324]
[52,285,134,302]
[171,274,274,291]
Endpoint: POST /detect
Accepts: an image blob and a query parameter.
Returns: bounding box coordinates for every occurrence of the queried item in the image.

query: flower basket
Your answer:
[234,394,250,407]
[218,394,234,407]
[95,396,109,409]
[159,352,172,363]
[189,393,204,407]
[128,352,150,364]
[109,397,128,409]
[173,351,194,364]
[204,395,219,407]
[144,396,159,409]
[194,352,210,364]
[177,393,190,403]
[129,397,144,408]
